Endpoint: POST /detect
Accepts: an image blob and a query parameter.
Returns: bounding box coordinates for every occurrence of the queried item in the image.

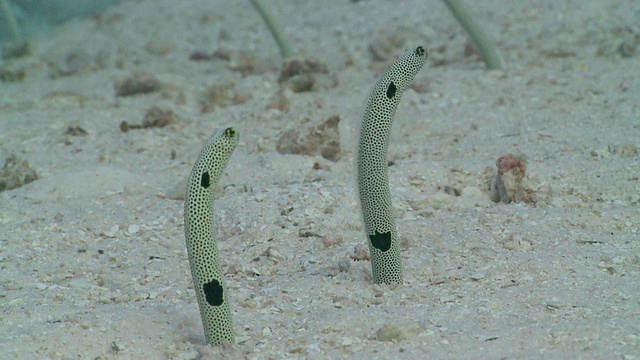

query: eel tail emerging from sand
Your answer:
[357,46,428,285]
[184,127,239,346]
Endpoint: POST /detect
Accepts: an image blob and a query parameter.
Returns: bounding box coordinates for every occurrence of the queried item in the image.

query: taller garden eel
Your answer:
[184,127,239,346]
[358,46,428,285]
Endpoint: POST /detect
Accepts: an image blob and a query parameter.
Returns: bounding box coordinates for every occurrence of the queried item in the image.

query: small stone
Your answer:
[199,82,236,113]
[276,115,341,161]
[350,243,370,261]
[439,295,456,303]
[470,273,484,281]
[321,235,343,247]
[504,234,533,251]
[0,154,39,192]
[166,178,187,200]
[142,106,180,128]
[374,324,408,342]
[127,224,140,235]
[103,226,117,238]
[619,144,638,157]
[443,185,461,196]
[289,347,303,354]
[409,193,454,211]
[115,73,161,97]
[337,258,351,272]
[460,186,489,207]
[35,283,48,290]
[263,246,286,263]
[278,57,337,92]
[111,340,124,352]
[341,337,353,346]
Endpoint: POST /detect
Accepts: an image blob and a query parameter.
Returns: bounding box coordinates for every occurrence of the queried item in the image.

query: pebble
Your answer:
[409,193,454,211]
[350,243,370,261]
[321,234,343,247]
[165,179,186,200]
[35,283,48,290]
[103,225,119,238]
[337,258,351,272]
[470,273,485,281]
[375,324,409,342]
[460,186,490,207]
[264,246,286,262]
[440,295,456,303]
[127,224,140,235]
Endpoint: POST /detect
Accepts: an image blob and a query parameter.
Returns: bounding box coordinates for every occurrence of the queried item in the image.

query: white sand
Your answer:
[1,0,639,358]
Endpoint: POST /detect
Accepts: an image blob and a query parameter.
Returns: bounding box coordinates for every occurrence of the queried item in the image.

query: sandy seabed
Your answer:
[1,0,639,359]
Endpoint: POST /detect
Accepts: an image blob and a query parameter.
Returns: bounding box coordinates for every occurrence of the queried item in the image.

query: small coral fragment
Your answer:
[0,154,39,192]
[1,41,31,59]
[0,68,26,82]
[65,125,88,136]
[114,73,161,97]
[276,115,341,161]
[489,154,539,204]
[120,106,180,132]
[199,82,236,113]
[374,324,409,342]
[350,243,370,261]
[142,106,180,128]
[278,58,337,92]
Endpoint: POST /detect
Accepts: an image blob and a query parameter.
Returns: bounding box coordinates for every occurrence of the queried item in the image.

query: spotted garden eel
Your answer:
[357,46,428,285]
[184,127,239,346]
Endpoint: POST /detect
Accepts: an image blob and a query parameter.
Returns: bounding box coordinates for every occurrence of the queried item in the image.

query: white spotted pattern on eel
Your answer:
[184,127,238,346]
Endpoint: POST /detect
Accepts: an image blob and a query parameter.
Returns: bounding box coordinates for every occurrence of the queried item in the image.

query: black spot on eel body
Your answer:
[201,171,210,189]
[370,230,392,252]
[386,81,396,99]
[203,278,224,306]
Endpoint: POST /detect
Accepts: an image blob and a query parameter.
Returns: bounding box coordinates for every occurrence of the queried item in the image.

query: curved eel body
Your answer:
[357,46,428,285]
[184,127,239,346]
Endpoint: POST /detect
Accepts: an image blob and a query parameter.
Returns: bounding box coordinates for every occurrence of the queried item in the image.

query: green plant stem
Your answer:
[441,0,501,69]
[0,0,19,42]
[250,0,295,60]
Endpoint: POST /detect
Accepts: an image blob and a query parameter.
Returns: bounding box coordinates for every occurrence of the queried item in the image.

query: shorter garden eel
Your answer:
[184,127,239,346]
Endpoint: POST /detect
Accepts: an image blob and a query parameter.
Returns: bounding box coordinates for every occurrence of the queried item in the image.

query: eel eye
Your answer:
[225,127,235,137]
[415,46,425,57]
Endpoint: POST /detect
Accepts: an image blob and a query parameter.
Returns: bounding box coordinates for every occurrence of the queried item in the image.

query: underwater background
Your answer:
[1,0,125,39]
[1,0,639,358]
